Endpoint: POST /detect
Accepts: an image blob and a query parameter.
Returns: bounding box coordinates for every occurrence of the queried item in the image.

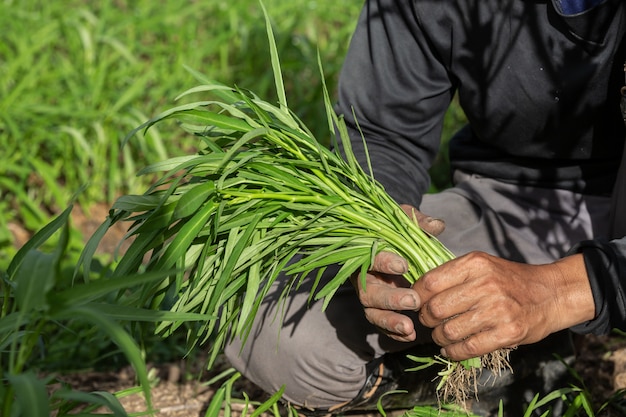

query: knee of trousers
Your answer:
[221,265,381,409]
[223,328,369,409]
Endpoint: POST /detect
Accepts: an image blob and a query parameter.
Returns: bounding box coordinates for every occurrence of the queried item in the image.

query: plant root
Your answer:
[439,348,513,411]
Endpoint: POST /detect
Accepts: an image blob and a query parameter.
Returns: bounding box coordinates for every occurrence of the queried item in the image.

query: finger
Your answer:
[352,270,409,293]
[413,252,485,304]
[400,204,445,236]
[440,328,515,361]
[418,282,478,327]
[364,308,417,342]
[371,251,408,275]
[429,310,486,347]
[359,284,420,311]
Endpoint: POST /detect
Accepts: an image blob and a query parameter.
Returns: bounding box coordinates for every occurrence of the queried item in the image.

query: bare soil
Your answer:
[10,204,626,416]
[47,334,626,417]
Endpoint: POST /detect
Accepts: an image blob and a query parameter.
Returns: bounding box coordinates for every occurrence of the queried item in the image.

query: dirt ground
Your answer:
[49,333,626,417]
[10,204,626,416]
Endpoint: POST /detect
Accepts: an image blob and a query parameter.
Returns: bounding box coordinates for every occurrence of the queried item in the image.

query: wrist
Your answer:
[550,254,595,331]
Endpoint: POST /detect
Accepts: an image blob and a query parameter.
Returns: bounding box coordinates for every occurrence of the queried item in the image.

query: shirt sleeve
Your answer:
[335,0,454,208]
[568,237,626,335]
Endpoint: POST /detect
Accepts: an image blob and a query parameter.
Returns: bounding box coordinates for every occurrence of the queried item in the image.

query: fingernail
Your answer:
[400,294,418,309]
[395,322,406,334]
[426,217,446,227]
[440,348,448,357]
[390,259,407,274]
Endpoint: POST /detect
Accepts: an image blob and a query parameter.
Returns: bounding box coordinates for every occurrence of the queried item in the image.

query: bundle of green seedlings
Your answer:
[81,9,510,409]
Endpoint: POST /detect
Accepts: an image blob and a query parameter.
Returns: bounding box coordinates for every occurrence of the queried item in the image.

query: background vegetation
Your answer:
[9,0,583,416]
[5,0,435,267]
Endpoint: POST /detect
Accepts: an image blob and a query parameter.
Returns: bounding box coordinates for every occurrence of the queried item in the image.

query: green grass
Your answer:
[0,0,364,262]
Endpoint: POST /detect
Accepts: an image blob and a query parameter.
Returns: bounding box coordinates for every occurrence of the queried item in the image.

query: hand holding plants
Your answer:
[353,251,420,342]
[353,205,445,343]
[414,252,596,361]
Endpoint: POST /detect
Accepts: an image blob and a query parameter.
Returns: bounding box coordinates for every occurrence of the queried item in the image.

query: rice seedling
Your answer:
[77,4,509,408]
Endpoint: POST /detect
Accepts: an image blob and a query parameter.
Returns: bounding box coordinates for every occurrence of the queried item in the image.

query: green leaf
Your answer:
[112,194,164,211]
[204,385,225,417]
[236,230,262,335]
[260,0,287,111]
[203,367,238,387]
[249,385,285,417]
[522,388,579,417]
[0,313,21,341]
[7,372,51,417]
[13,250,56,313]
[580,392,594,417]
[7,205,71,279]
[205,218,262,317]
[404,355,441,372]
[287,245,371,274]
[74,214,113,283]
[177,108,254,133]
[133,202,176,233]
[176,74,240,104]
[172,182,215,220]
[52,389,130,417]
[87,302,215,322]
[53,269,175,307]
[136,155,206,175]
[314,251,371,309]
[154,199,216,271]
[112,229,162,277]
[54,305,152,409]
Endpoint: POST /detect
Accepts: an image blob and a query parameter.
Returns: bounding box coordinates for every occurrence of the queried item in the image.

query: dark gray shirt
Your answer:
[337,0,625,208]
[336,0,626,334]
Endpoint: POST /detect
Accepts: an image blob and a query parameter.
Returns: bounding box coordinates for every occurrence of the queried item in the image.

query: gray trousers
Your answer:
[224,171,611,409]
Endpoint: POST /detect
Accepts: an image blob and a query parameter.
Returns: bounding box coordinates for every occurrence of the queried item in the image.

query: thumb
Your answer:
[400,204,445,236]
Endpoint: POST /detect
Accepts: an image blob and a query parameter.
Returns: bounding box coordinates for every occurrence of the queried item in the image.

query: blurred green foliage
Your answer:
[0,0,374,265]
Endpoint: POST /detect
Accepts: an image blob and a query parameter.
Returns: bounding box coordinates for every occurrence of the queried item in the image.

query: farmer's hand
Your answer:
[352,205,444,341]
[414,251,596,361]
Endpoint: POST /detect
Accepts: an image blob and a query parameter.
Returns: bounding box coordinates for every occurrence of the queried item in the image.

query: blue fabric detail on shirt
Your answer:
[559,0,603,14]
